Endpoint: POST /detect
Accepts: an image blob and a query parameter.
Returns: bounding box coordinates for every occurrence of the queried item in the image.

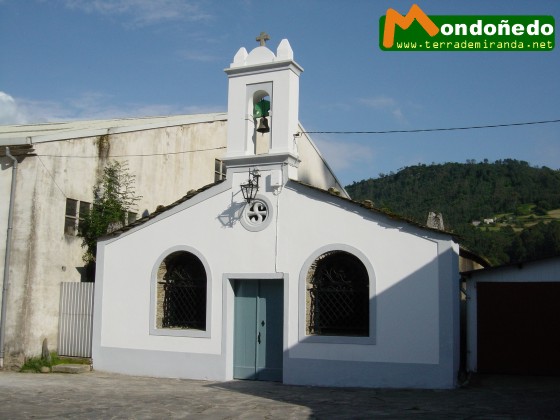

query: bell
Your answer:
[256,117,270,133]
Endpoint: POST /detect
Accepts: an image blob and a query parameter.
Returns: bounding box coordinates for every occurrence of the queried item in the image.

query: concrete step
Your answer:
[51,364,91,374]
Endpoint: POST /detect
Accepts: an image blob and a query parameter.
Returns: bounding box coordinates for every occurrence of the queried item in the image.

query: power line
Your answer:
[23,118,560,160]
[36,155,67,198]
[299,118,560,135]
[36,146,226,159]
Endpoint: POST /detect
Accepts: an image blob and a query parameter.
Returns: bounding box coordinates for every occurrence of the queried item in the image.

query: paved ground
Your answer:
[0,370,559,419]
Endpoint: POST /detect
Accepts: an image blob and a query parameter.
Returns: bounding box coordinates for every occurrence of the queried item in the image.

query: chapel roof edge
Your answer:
[227,36,300,71]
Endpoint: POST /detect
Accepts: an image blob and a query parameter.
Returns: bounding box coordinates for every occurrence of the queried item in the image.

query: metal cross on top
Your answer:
[256,32,270,46]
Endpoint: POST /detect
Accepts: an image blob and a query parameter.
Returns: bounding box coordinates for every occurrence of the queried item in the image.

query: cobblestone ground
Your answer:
[0,371,559,419]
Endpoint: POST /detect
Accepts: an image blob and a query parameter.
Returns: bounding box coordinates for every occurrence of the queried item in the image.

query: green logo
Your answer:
[380,4,555,51]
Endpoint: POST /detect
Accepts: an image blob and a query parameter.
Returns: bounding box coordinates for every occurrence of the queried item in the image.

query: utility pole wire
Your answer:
[299,118,560,135]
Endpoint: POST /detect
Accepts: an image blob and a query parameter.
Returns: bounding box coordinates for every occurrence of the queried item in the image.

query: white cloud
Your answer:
[360,96,397,109]
[312,135,375,173]
[0,91,224,124]
[0,92,28,124]
[62,0,211,26]
[0,93,89,123]
[359,95,406,123]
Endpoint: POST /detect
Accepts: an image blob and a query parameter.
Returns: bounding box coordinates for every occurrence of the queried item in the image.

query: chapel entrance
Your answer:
[233,279,283,382]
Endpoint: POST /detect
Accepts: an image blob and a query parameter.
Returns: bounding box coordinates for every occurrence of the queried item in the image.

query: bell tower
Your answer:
[224,33,303,163]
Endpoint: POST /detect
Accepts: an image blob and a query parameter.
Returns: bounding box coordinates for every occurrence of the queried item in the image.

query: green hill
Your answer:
[346,159,560,265]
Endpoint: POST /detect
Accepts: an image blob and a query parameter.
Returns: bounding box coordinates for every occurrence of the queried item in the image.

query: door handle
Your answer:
[257,331,261,344]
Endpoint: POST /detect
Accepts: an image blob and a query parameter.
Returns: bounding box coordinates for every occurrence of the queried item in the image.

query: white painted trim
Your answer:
[149,245,212,338]
[240,194,274,232]
[225,60,303,76]
[298,244,377,345]
[436,239,460,386]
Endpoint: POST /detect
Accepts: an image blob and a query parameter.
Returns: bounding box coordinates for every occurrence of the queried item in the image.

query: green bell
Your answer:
[253,99,270,118]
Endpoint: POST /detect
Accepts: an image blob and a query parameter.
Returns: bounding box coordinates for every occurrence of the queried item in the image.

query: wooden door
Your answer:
[233,280,283,381]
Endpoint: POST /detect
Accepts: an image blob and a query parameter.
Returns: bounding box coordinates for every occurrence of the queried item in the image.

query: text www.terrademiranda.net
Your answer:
[395,39,554,50]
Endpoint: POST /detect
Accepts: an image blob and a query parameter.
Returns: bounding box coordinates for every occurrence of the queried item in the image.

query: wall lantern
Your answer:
[240,169,261,204]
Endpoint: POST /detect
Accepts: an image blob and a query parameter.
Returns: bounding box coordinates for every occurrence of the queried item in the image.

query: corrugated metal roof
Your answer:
[0,113,228,146]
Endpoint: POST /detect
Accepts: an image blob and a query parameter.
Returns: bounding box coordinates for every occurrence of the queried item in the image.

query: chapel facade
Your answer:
[92,35,460,388]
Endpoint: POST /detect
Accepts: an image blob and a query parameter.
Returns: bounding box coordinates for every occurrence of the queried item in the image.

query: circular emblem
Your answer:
[241,196,273,232]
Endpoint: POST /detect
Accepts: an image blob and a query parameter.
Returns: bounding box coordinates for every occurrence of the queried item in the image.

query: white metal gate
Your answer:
[58,282,94,358]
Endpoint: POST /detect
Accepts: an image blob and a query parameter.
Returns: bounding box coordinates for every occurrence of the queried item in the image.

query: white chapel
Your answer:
[92,35,460,388]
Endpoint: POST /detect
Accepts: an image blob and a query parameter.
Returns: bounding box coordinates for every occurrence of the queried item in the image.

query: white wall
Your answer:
[93,170,281,380]
[278,184,440,364]
[0,115,351,365]
[277,183,458,388]
[93,165,459,388]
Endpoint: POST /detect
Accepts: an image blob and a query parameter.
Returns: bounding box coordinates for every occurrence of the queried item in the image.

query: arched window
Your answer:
[306,251,369,336]
[156,251,207,331]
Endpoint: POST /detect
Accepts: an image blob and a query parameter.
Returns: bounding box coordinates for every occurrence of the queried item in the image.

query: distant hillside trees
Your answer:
[346,159,560,265]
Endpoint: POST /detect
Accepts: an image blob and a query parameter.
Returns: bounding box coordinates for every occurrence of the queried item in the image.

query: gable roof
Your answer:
[102,179,226,239]
[104,176,455,240]
[102,173,493,268]
[290,180,456,237]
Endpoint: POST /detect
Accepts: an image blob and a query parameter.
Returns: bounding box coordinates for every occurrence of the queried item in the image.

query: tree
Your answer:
[79,161,141,281]
[345,159,560,264]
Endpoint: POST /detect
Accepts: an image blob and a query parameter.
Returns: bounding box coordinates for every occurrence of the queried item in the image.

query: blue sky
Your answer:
[1,0,559,186]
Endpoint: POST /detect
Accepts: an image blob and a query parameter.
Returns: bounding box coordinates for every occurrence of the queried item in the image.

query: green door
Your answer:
[233,280,283,382]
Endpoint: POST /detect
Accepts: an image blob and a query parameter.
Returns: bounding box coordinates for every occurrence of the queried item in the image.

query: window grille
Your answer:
[157,251,207,330]
[307,251,369,336]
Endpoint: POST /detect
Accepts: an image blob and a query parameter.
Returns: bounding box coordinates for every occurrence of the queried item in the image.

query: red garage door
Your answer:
[477,282,560,375]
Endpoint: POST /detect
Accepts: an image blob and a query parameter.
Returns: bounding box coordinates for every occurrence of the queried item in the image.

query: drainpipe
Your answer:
[0,147,18,368]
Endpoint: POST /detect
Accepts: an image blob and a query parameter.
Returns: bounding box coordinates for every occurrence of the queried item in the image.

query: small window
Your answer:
[156,251,207,330]
[65,198,138,235]
[78,201,91,231]
[214,159,226,182]
[127,212,137,225]
[65,199,78,235]
[306,251,369,337]
[65,198,91,236]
